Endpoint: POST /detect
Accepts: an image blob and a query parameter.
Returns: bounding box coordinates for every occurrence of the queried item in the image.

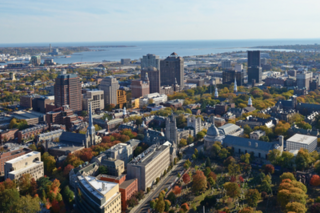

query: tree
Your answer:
[192,171,207,193]
[164,200,171,212]
[285,202,307,213]
[0,188,20,212]
[223,182,240,199]
[280,172,296,181]
[28,144,37,151]
[12,195,41,213]
[30,178,37,196]
[208,177,215,187]
[310,175,320,187]
[208,171,217,181]
[240,153,250,164]
[127,197,138,207]
[181,203,189,212]
[295,148,312,170]
[135,190,145,200]
[155,196,165,213]
[204,167,211,177]
[223,156,236,167]
[228,162,241,177]
[42,152,56,174]
[238,207,254,213]
[150,199,156,209]
[167,192,176,204]
[268,149,281,165]
[244,124,252,135]
[196,131,205,140]
[179,138,187,147]
[173,186,181,195]
[264,164,275,174]
[205,157,211,167]
[309,203,320,213]
[182,173,191,184]
[98,165,108,175]
[63,164,74,177]
[288,113,304,124]
[19,174,32,196]
[245,189,261,207]
[296,121,312,130]
[185,108,192,114]
[218,148,230,159]
[63,186,74,204]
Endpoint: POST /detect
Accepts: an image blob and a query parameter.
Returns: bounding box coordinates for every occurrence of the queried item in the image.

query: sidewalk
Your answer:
[130,159,186,213]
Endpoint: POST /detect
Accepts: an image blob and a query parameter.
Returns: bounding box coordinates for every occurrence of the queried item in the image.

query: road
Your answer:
[133,158,186,213]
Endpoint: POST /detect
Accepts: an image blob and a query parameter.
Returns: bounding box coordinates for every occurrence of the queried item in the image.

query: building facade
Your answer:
[127,144,171,191]
[104,143,133,166]
[0,148,31,176]
[141,67,160,94]
[54,73,82,112]
[286,134,317,152]
[160,52,184,89]
[165,114,178,144]
[75,175,122,213]
[131,79,150,98]
[296,71,312,90]
[99,76,120,106]
[141,54,160,70]
[82,90,105,112]
[4,151,44,180]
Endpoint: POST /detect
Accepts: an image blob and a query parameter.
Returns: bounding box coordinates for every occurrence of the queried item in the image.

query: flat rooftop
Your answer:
[287,134,317,145]
[9,161,43,175]
[6,151,40,164]
[78,176,118,200]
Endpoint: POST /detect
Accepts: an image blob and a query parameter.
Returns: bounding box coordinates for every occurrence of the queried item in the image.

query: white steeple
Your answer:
[123,107,127,117]
[234,77,238,93]
[214,86,219,98]
[248,97,253,107]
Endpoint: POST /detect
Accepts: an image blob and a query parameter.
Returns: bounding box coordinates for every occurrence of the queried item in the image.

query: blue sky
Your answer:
[1,0,320,43]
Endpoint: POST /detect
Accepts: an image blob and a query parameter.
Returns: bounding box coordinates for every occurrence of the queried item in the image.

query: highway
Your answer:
[133,158,186,213]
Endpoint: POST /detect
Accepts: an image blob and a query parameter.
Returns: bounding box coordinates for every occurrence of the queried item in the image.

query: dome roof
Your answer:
[206,123,220,137]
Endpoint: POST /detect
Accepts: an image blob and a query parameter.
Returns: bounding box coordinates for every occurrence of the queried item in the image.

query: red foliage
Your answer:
[230,176,236,182]
[310,175,320,186]
[102,136,111,143]
[182,173,191,184]
[173,186,182,195]
[30,178,38,196]
[208,171,217,181]
[51,200,66,213]
[181,203,189,211]
[239,176,244,183]
[264,164,275,174]
[78,148,94,162]
[63,164,74,177]
[3,178,16,189]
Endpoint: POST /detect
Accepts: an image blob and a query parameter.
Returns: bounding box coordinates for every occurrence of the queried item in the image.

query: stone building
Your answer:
[101,158,125,177]
[82,90,104,112]
[187,115,210,137]
[99,76,120,106]
[104,143,133,166]
[0,148,31,176]
[127,143,171,191]
[250,130,266,140]
[5,151,44,180]
[165,114,177,144]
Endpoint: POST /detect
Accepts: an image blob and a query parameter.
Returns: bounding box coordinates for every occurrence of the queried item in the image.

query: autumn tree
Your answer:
[173,186,181,195]
[181,203,189,212]
[245,189,261,207]
[63,164,74,177]
[295,148,312,171]
[164,200,171,212]
[310,175,320,186]
[309,203,320,213]
[0,179,20,212]
[12,194,41,213]
[223,182,240,199]
[228,162,241,177]
[280,172,296,181]
[155,196,165,213]
[240,153,250,164]
[192,170,207,193]
[264,164,274,174]
[182,173,191,184]
[19,174,32,196]
[285,202,307,213]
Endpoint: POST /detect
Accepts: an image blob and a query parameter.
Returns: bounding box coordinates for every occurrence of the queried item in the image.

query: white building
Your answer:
[5,151,44,180]
[99,76,119,106]
[82,90,105,112]
[139,93,167,107]
[235,64,243,72]
[286,134,317,152]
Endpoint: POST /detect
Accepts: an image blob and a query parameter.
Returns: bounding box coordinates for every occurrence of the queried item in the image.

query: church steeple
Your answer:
[86,102,96,147]
[234,77,238,93]
[248,96,253,107]
[214,86,219,98]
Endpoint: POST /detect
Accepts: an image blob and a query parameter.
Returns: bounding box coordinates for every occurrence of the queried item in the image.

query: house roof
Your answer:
[223,135,278,151]
[59,132,86,145]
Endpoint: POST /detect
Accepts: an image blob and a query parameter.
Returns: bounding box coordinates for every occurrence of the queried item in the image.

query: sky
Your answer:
[1,0,320,44]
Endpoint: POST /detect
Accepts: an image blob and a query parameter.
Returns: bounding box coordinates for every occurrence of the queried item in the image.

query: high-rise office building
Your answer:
[141,54,160,70]
[131,77,150,98]
[141,67,160,93]
[82,90,105,112]
[297,71,313,90]
[247,51,262,83]
[248,51,261,67]
[222,70,244,86]
[99,76,120,106]
[160,52,184,89]
[30,55,41,66]
[54,73,82,112]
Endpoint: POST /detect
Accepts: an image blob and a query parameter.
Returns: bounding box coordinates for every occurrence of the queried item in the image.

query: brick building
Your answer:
[0,128,18,143]
[18,124,48,143]
[131,79,150,98]
[46,106,81,131]
[98,174,138,211]
[0,148,31,175]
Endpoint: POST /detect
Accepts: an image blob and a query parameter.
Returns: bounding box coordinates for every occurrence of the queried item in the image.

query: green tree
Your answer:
[245,189,261,207]
[243,124,252,135]
[0,188,20,212]
[63,186,74,204]
[285,202,307,213]
[240,153,250,164]
[223,182,241,199]
[41,152,56,174]
[280,172,296,181]
[98,165,108,175]
[196,131,206,140]
[12,195,40,213]
[185,108,192,114]
[295,148,312,171]
[164,200,171,212]
[155,196,165,213]
[228,162,241,177]
[167,192,176,204]
[296,121,312,130]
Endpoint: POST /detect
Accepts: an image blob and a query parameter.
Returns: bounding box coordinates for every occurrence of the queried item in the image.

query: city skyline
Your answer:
[1,0,320,43]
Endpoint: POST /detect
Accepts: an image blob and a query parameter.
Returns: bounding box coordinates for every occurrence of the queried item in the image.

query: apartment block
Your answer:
[5,151,44,180]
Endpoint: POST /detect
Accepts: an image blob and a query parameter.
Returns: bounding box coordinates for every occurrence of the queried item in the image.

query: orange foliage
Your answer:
[310,175,320,186]
[173,186,181,195]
